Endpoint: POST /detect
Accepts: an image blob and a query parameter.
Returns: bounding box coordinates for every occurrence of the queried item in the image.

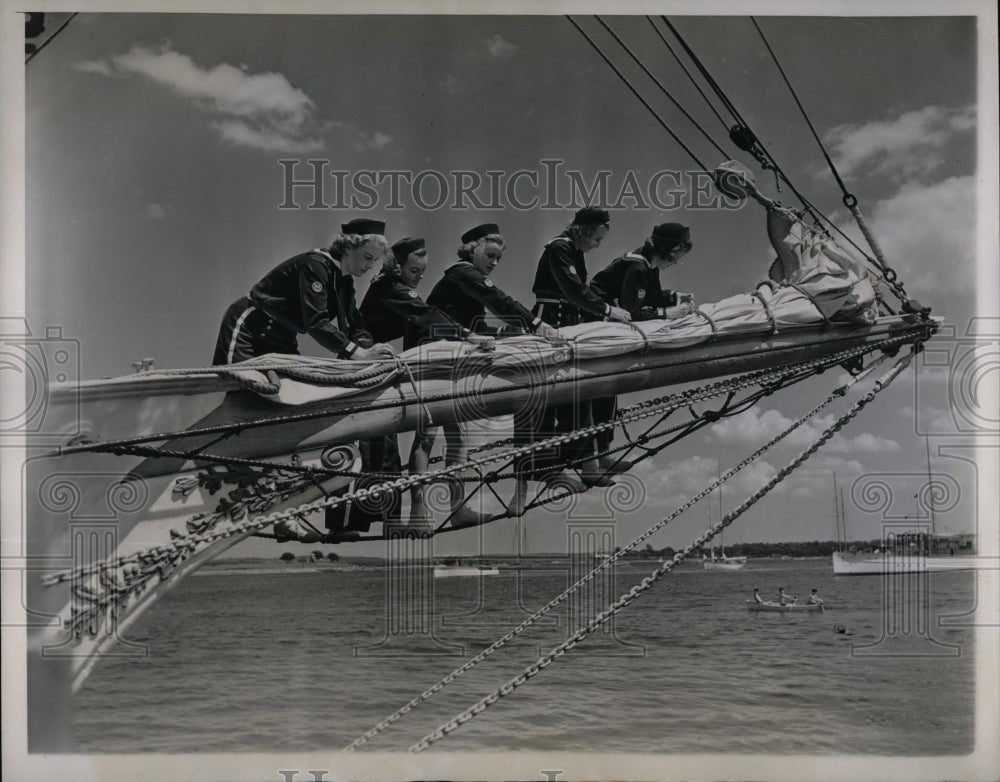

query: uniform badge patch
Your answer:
[637,289,646,299]
[408,290,418,298]
[484,279,494,287]
[311,281,323,293]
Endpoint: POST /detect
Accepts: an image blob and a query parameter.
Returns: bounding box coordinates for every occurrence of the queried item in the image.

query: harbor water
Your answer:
[74,558,976,755]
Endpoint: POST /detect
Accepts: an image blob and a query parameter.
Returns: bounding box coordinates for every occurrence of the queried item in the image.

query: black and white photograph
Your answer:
[2,2,998,780]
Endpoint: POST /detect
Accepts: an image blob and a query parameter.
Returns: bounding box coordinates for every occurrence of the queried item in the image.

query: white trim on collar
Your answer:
[313,248,341,270]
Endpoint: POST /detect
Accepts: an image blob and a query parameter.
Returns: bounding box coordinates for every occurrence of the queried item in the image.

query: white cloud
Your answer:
[73,59,113,76]
[485,34,517,59]
[705,405,899,454]
[783,455,865,499]
[829,431,899,454]
[111,47,315,123]
[212,120,323,154]
[145,203,166,220]
[825,104,975,183]
[368,132,392,150]
[327,121,392,152]
[866,175,976,296]
[75,46,391,154]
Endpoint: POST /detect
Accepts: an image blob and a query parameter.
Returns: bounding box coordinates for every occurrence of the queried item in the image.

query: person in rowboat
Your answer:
[778,587,798,605]
[752,587,765,604]
[359,236,495,533]
[590,222,698,475]
[426,224,562,528]
[807,588,825,606]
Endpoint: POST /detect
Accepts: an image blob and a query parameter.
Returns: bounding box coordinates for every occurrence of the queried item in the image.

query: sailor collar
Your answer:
[313,248,341,271]
[624,251,651,268]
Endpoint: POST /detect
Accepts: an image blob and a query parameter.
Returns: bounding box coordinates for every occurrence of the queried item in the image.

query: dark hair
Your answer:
[644,237,692,260]
[565,222,607,245]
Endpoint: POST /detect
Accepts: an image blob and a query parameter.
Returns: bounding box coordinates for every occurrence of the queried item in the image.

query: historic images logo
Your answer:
[277,159,744,212]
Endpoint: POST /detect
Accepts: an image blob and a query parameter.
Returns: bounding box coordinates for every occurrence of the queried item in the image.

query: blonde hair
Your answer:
[457,233,505,261]
[329,233,391,261]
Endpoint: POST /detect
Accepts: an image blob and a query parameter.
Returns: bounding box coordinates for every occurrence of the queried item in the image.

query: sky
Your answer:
[14,8,998,558]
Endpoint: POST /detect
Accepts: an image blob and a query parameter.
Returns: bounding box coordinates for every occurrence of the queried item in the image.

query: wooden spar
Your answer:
[44,316,935,480]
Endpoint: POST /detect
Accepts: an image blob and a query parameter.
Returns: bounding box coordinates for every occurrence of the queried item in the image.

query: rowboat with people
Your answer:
[746,600,825,613]
[19,14,946,756]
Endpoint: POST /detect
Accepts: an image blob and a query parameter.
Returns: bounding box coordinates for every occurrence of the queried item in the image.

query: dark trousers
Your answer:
[591,395,617,452]
[325,435,403,533]
[513,300,597,474]
[212,297,298,365]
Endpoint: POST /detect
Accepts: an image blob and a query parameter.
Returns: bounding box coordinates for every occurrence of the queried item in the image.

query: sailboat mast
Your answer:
[840,487,848,551]
[833,471,841,549]
[717,460,725,557]
[925,435,936,536]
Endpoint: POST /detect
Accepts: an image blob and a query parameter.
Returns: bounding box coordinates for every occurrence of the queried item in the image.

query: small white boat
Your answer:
[832,549,991,575]
[702,469,747,571]
[746,600,823,613]
[703,556,747,571]
[433,565,500,578]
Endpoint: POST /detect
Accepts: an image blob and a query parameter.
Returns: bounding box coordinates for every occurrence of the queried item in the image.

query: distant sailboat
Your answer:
[704,462,747,571]
[433,564,500,578]
[832,440,984,574]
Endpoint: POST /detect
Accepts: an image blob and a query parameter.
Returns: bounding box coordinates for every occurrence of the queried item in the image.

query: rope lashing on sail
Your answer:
[406,347,917,753]
[652,17,893,269]
[59,314,878,464]
[749,17,913,307]
[342,349,895,751]
[363,332,923,536]
[41,335,911,590]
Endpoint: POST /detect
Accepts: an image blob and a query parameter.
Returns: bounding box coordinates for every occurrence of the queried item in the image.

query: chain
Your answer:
[407,348,915,752]
[430,331,912,470]
[42,334,912,586]
[342,348,893,751]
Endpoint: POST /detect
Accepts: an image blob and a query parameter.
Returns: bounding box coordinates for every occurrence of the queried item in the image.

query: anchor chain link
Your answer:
[343,348,894,751]
[406,348,915,753]
[43,332,916,589]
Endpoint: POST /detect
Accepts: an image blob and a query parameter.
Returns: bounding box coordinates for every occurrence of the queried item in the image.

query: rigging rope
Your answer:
[654,17,889,266]
[59,329,854,458]
[749,17,907,300]
[25,12,78,64]
[407,347,916,752]
[750,17,852,206]
[42,334,911,587]
[566,15,711,172]
[644,15,730,134]
[593,16,730,161]
[342,349,894,751]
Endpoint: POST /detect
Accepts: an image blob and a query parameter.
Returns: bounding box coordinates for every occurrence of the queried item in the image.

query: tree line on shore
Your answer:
[259,539,881,563]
